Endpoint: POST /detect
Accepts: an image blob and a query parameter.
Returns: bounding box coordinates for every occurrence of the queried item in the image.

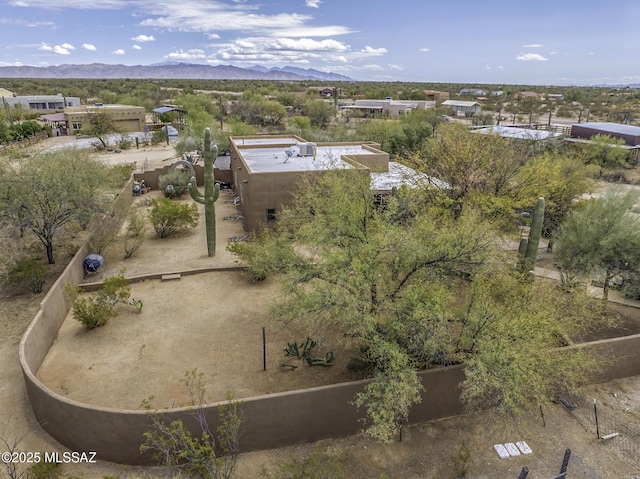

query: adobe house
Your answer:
[64,103,146,135]
[229,135,444,232]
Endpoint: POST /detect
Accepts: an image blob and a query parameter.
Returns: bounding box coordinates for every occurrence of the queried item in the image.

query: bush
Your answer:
[117,133,133,150]
[151,129,167,145]
[27,460,61,479]
[123,209,148,259]
[149,198,199,238]
[67,270,132,328]
[5,259,47,293]
[158,169,191,198]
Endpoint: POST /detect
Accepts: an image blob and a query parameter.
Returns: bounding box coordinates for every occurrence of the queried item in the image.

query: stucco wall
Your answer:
[18,175,640,465]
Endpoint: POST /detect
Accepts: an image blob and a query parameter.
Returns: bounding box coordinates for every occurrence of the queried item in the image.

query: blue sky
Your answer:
[1,0,639,85]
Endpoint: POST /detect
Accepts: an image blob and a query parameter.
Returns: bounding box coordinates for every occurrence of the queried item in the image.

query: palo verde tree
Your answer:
[0,147,112,264]
[229,169,603,441]
[580,134,629,177]
[554,188,640,302]
[229,169,497,441]
[82,110,119,148]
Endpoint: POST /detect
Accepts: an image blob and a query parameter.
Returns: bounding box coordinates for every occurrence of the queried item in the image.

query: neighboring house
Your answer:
[64,104,146,135]
[309,87,335,97]
[424,90,450,102]
[473,125,563,142]
[229,135,445,232]
[441,100,482,117]
[341,99,435,118]
[570,122,640,146]
[547,93,564,101]
[2,93,80,113]
[152,105,187,131]
[519,91,543,101]
[0,88,15,98]
[459,88,487,97]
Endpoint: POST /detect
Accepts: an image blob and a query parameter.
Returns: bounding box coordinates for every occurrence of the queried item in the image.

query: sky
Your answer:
[1,0,640,86]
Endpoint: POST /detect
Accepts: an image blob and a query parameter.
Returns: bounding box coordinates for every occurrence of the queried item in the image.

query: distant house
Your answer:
[309,87,334,97]
[64,104,146,135]
[341,99,435,118]
[442,100,482,117]
[546,93,564,101]
[0,88,14,98]
[424,90,450,102]
[459,88,487,97]
[570,122,640,146]
[2,93,81,113]
[519,91,543,101]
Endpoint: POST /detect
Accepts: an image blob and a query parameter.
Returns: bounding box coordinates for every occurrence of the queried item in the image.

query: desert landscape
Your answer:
[2,138,640,478]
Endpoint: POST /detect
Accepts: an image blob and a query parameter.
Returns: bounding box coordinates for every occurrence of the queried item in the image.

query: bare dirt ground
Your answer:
[1,138,640,478]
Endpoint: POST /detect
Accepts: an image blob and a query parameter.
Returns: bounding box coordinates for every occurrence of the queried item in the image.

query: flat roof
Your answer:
[473,126,562,141]
[571,122,640,137]
[232,136,298,146]
[241,145,379,172]
[442,100,480,107]
[370,162,450,191]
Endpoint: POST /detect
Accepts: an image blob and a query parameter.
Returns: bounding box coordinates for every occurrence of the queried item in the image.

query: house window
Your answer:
[72,122,82,130]
[266,208,276,221]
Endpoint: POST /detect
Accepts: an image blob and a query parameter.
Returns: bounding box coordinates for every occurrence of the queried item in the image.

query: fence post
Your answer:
[262,327,267,371]
[594,399,600,439]
[517,466,529,479]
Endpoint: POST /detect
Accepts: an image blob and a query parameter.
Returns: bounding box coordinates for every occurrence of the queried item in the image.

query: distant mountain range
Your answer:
[0,62,353,82]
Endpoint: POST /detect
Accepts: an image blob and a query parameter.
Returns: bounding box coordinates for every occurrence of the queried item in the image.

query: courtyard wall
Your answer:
[18,191,640,464]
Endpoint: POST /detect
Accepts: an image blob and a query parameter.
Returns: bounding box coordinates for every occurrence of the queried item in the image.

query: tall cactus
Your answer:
[189,128,219,256]
[519,197,545,272]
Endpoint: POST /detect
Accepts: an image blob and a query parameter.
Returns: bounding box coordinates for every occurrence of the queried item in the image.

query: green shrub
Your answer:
[149,198,199,238]
[5,258,47,293]
[117,133,133,150]
[123,209,148,259]
[27,459,61,479]
[67,270,132,328]
[151,129,167,145]
[158,169,191,198]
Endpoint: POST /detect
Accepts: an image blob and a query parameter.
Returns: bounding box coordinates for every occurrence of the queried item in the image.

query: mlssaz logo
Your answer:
[44,451,97,463]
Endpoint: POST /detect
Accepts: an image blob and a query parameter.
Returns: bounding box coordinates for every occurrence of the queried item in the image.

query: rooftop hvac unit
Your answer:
[298,142,316,156]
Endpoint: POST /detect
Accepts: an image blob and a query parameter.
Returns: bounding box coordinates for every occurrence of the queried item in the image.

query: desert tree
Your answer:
[0,147,113,264]
[580,134,629,177]
[229,169,496,441]
[554,188,640,302]
[141,369,243,479]
[82,110,119,148]
[229,168,603,440]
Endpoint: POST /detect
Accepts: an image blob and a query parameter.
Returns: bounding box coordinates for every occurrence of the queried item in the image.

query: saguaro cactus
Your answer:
[519,197,545,272]
[189,128,219,256]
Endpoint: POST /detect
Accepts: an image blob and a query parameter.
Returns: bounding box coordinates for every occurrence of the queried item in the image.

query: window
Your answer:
[266,208,276,221]
[72,122,82,130]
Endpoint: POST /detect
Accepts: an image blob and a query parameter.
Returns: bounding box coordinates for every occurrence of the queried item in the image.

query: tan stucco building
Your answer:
[64,104,146,135]
[229,135,443,233]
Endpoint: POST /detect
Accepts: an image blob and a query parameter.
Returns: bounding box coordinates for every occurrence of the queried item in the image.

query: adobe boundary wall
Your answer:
[18,190,640,464]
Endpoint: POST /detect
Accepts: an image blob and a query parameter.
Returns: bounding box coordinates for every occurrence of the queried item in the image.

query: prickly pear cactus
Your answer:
[189,128,220,256]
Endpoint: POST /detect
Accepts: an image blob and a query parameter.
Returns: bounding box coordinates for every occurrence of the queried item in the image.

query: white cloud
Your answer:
[38,42,73,55]
[305,0,322,7]
[498,65,504,69]
[361,64,384,71]
[419,48,430,52]
[522,44,543,48]
[0,17,54,27]
[588,52,595,55]
[131,34,155,42]
[388,64,403,71]
[361,46,387,55]
[165,48,206,60]
[112,49,125,55]
[82,43,97,51]
[516,53,548,61]
[206,33,220,39]
[132,44,142,50]
[0,60,24,66]
[271,38,348,52]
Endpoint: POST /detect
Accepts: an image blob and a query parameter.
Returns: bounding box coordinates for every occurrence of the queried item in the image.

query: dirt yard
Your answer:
[1,138,640,479]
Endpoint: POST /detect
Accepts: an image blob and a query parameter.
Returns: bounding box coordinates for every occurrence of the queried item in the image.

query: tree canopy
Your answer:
[0,148,114,263]
[229,169,600,441]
